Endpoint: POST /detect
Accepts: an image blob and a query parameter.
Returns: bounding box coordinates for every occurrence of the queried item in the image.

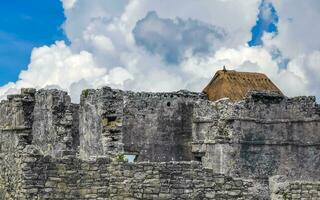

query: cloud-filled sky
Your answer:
[0,0,319,102]
[0,0,67,85]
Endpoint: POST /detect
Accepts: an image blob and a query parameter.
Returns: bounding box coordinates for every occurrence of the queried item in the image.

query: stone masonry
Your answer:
[0,87,320,199]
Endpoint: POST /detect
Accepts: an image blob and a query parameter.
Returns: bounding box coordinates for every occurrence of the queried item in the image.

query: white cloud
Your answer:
[181,45,310,97]
[1,0,320,102]
[61,0,78,10]
[267,0,320,59]
[83,34,115,53]
[18,41,106,89]
[285,51,320,97]
[60,0,261,96]
[107,67,134,85]
[0,83,19,101]
[1,41,133,101]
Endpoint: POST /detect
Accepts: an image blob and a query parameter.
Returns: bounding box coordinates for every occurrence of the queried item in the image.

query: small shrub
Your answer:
[116,153,127,162]
[83,89,89,98]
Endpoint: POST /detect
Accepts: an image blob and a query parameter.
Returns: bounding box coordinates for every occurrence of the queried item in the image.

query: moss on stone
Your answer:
[101,118,109,127]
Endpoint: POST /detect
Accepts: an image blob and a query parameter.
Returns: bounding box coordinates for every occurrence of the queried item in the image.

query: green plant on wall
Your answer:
[83,89,89,98]
[116,153,127,162]
[282,191,289,200]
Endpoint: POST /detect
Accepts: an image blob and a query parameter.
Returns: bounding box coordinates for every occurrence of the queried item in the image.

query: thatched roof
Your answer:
[203,69,283,102]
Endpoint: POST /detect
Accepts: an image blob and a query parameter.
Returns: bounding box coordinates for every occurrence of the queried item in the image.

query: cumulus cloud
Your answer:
[19,41,106,89]
[1,41,133,102]
[181,45,311,97]
[267,0,320,58]
[133,11,226,64]
[1,0,319,102]
[285,51,320,97]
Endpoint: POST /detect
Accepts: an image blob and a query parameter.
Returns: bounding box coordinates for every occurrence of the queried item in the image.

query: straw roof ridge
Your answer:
[203,69,283,102]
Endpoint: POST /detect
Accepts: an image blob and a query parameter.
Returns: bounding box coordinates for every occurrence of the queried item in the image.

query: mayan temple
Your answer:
[0,69,320,200]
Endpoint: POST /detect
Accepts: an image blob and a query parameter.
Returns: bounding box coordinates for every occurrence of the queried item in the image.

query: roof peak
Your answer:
[216,69,267,76]
[204,69,283,101]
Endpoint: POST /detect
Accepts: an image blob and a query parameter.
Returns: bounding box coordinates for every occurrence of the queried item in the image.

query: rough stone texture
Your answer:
[79,88,125,159]
[32,89,79,158]
[121,90,206,162]
[1,88,320,200]
[17,153,254,200]
[0,89,36,200]
[79,87,207,161]
[269,176,320,200]
[192,91,320,180]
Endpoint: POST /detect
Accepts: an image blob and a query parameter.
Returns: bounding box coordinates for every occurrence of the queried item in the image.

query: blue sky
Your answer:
[0,0,276,86]
[0,0,66,85]
[248,0,278,46]
[1,0,318,102]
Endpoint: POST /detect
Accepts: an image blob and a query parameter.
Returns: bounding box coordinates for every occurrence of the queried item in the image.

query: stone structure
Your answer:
[0,84,319,199]
[269,176,320,200]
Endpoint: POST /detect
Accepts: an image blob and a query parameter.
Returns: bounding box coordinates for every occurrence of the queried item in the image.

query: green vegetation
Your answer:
[116,153,127,162]
[83,89,90,98]
[282,191,289,200]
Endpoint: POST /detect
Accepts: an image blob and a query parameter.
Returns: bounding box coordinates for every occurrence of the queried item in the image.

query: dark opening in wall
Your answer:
[193,153,204,163]
[106,115,117,122]
[167,102,171,107]
[194,156,202,162]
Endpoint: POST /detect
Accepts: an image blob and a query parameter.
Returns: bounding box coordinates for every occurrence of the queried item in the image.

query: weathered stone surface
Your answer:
[0,87,320,200]
[122,90,206,162]
[79,87,207,161]
[32,89,79,158]
[269,176,320,200]
[18,155,254,199]
[0,89,36,200]
[192,92,320,181]
[79,87,125,159]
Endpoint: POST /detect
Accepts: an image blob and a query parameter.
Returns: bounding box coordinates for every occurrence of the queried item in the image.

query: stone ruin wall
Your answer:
[192,92,320,179]
[0,87,320,199]
[191,92,320,198]
[79,88,207,162]
[269,176,320,200]
[16,153,255,200]
[0,88,255,199]
[0,89,35,200]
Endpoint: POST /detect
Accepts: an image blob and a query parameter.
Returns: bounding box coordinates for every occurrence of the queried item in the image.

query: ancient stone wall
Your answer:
[0,88,79,199]
[0,89,35,199]
[18,151,254,200]
[32,89,79,158]
[192,92,320,182]
[18,150,110,200]
[79,88,125,159]
[121,90,206,162]
[1,88,320,200]
[79,87,207,161]
[269,176,320,200]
